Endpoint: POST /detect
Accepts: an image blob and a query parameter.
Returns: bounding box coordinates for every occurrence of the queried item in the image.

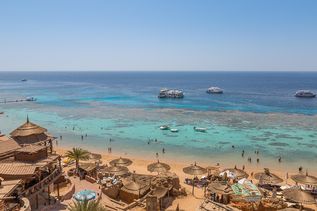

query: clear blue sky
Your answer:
[0,0,316,71]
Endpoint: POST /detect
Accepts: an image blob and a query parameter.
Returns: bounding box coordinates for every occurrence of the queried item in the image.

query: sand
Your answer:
[54,146,317,211]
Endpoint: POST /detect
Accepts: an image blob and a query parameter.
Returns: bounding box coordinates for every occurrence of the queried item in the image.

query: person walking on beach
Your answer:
[156,152,159,158]
[162,148,165,154]
[278,156,282,162]
[241,150,245,157]
[81,135,84,141]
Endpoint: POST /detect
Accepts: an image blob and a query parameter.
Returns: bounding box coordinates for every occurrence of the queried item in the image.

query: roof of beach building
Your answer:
[0,153,59,175]
[16,144,47,154]
[10,117,52,145]
[10,116,47,137]
[0,163,37,179]
[0,134,21,156]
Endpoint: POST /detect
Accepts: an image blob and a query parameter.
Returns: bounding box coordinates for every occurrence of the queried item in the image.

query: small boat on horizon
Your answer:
[207,87,223,94]
[194,127,207,132]
[160,125,170,130]
[21,79,28,82]
[294,90,316,98]
[170,128,179,133]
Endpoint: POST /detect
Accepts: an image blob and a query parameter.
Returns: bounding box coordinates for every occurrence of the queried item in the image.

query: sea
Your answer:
[0,71,317,173]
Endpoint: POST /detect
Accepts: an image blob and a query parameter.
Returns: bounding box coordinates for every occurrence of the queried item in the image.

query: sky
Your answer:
[0,0,316,71]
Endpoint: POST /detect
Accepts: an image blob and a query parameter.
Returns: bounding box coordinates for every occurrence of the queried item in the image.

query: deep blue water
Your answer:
[0,71,317,114]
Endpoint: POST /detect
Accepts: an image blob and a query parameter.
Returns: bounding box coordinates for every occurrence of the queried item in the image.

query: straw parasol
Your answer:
[254,168,283,185]
[109,157,132,167]
[283,187,316,210]
[147,160,170,173]
[222,166,249,179]
[102,165,129,176]
[183,162,207,194]
[206,166,220,176]
[207,181,233,195]
[291,171,317,185]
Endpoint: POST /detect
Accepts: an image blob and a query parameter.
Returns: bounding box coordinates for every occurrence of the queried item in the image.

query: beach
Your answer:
[55,146,317,210]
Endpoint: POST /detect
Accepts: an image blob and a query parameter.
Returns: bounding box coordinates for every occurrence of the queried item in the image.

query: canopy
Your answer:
[283,187,316,204]
[231,179,262,202]
[109,157,132,167]
[183,162,207,176]
[73,189,96,201]
[254,168,283,185]
[291,171,317,185]
[147,160,170,173]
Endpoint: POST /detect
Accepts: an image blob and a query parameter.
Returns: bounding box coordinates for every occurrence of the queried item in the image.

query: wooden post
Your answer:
[48,185,51,205]
[57,183,60,198]
[36,194,39,209]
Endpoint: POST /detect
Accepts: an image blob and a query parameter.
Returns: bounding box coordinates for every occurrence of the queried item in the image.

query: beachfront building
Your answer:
[0,130,62,210]
[10,116,54,153]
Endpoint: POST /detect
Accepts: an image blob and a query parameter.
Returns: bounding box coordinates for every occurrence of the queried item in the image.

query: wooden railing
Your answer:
[21,168,62,197]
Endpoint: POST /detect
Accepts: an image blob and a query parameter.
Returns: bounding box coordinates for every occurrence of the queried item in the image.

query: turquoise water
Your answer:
[0,71,317,173]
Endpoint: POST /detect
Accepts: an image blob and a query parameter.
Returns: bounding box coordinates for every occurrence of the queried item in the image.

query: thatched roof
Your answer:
[147,160,170,173]
[283,187,316,204]
[101,166,129,176]
[16,144,47,154]
[0,134,21,156]
[79,162,96,172]
[183,162,207,176]
[10,117,47,137]
[109,157,132,167]
[208,181,233,195]
[121,180,149,195]
[222,166,249,179]
[254,168,283,185]
[291,171,317,185]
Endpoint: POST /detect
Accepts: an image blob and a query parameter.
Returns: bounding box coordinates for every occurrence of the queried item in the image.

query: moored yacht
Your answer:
[207,87,223,94]
[158,89,184,98]
[160,125,170,130]
[194,127,207,132]
[295,90,316,98]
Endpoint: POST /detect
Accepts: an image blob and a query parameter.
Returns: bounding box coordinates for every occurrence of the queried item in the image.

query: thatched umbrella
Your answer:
[222,166,249,179]
[102,165,129,176]
[254,168,283,185]
[183,162,207,194]
[291,171,317,185]
[147,160,170,174]
[283,187,316,211]
[206,166,220,176]
[109,157,132,167]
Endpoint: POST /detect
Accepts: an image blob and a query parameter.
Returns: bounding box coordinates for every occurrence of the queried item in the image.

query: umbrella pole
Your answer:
[192,177,195,195]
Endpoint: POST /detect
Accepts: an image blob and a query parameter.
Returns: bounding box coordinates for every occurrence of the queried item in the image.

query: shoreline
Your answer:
[55,145,317,210]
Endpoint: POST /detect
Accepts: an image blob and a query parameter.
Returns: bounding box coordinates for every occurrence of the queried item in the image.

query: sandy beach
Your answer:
[55,146,317,210]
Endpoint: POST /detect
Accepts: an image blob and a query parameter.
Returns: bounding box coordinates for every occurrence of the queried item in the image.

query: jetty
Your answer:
[0,97,37,104]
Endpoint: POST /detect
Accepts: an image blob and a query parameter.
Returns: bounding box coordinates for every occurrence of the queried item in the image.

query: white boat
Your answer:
[295,90,316,98]
[207,87,223,94]
[160,125,170,130]
[158,88,184,98]
[194,127,207,132]
[170,128,179,133]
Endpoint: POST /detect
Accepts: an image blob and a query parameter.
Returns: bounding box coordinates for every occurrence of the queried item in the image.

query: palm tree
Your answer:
[65,147,90,173]
[68,200,107,211]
